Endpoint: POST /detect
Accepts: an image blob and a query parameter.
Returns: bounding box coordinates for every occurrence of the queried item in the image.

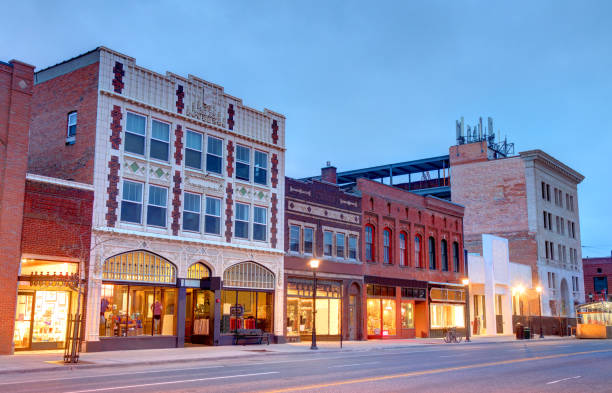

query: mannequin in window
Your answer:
[152,299,163,334]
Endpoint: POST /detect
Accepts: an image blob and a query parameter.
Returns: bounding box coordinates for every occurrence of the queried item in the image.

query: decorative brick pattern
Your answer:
[271,153,279,188]
[176,85,185,114]
[270,193,278,248]
[110,105,122,150]
[227,104,235,130]
[171,170,182,236]
[112,62,125,93]
[225,183,234,242]
[174,124,184,165]
[226,141,234,178]
[271,119,279,144]
[105,156,120,227]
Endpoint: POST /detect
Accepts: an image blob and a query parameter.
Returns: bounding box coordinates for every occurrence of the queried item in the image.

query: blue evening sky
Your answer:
[1,1,610,256]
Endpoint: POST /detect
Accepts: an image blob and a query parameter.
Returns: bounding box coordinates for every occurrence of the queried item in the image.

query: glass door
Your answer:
[32,291,69,349]
[14,293,34,349]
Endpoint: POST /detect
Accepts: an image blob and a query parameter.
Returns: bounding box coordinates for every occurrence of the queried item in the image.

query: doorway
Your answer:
[14,290,71,350]
[185,289,214,344]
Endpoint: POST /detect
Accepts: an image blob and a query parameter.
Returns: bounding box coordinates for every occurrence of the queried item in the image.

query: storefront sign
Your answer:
[19,273,80,290]
[179,278,201,288]
[430,288,465,303]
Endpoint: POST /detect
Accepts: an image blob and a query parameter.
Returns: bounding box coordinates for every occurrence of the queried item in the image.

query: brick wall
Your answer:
[28,62,99,184]
[582,257,612,298]
[0,59,34,354]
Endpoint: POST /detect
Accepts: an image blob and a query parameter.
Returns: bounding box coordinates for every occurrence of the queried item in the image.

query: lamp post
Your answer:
[309,259,320,350]
[536,286,544,338]
[462,278,471,342]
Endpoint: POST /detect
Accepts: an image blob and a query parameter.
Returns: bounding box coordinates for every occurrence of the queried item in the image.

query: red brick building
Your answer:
[284,166,363,342]
[583,256,612,301]
[0,58,34,354]
[354,178,465,339]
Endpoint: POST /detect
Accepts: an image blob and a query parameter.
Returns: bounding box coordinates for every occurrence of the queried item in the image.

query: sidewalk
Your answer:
[0,335,574,375]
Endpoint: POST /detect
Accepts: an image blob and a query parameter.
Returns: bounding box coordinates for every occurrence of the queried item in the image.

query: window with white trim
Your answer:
[336,233,345,258]
[150,120,170,162]
[147,185,167,227]
[206,136,223,174]
[303,227,314,254]
[205,197,221,235]
[324,231,333,256]
[236,145,250,181]
[253,206,267,241]
[289,225,300,252]
[120,180,143,224]
[183,192,201,232]
[348,235,357,259]
[66,112,77,143]
[235,203,249,239]
[254,151,268,185]
[125,112,146,155]
[185,130,203,169]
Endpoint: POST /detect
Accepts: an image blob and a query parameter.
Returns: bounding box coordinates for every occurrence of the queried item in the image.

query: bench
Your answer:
[233,328,270,345]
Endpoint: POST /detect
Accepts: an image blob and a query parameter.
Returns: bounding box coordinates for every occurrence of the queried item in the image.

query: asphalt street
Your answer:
[1,339,610,393]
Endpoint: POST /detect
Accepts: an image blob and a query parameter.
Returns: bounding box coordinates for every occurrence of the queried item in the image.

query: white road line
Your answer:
[61,371,280,393]
[0,365,225,385]
[330,362,380,368]
[546,376,581,385]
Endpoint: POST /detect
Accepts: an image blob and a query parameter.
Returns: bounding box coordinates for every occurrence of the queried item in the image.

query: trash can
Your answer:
[515,323,524,340]
[523,327,531,339]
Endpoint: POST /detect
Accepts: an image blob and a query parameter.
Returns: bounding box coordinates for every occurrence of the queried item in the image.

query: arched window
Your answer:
[428,237,436,270]
[103,250,176,284]
[383,228,392,264]
[399,232,407,266]
[223,261,274,290]
[187,262,211,279]
[441,239,448,271]
[453,242,460,273]
[414,235,422,268]
[365,225,375,262]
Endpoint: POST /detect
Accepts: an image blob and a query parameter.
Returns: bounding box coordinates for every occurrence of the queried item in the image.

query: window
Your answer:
[566,193,570,210]
[348,235,357,259]
[545,241,550,259]
[550,242,555,260]
[206,136,223,174]
[120,181,143,223]
[383,229,391,264]
[559,191,563,208]
[235,203,249,239]
[183,192,201,232]
[103,251,176,284]
[303,227,314,254]
[554,188,558,205]
[236,145,250,181]
[253,206,267,241]
[541,182,546,199]
[66,111,77,143]
[441,239,448,271]
[452,242,460,273]
[125,112,146,155]
[546,184,550,201]
[324,231,333,256]
[555,216,560,233]
[205,197,221,235]
[560,218,565,235]
[150,120,170,161]
[428,237,436,270]
[254,151,268,185]
[185,131,203,169]
[401,303,414,329]
[336,233,345,258]
[289,225,300,252]
[543,211,547,229]
[569,195,574,211]
[568,221,572,238]
[571,222,576,238]
[147,185,167,227]
[399,232,407,266]
[365,225,374,262]
[415,235,423,268]
[548,213,552,231]
[547,272,552,288]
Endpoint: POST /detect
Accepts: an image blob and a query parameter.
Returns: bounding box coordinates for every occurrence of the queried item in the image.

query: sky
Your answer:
[1,1,611,257]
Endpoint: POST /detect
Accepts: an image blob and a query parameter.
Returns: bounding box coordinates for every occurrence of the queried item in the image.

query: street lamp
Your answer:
[309,259,320,350]
[462,278,471,342]
[536,286,544,338]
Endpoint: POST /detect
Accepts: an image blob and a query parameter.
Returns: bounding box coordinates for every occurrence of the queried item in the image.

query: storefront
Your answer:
[428,282,466,338]
[286,278,342,340]
[15,259,80,350]
[183,263,217,345]
[219,261,275,344]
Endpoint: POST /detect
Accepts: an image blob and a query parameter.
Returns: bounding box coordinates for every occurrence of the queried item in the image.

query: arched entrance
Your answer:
[348,282,361,340]
[185,262,214,345]
[560,278,570,317]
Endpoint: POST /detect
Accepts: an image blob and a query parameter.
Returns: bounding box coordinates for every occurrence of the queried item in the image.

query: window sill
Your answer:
[123,152,146,161]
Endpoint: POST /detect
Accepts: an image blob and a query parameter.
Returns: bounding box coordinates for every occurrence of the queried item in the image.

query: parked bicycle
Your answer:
[443,327,463,343]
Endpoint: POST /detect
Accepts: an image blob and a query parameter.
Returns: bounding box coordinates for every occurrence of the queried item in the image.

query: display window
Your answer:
[286,279,341,337]
[220,290,273,333]
[401,302,414,329]
[430,303,465,328]
[367,297,397,336]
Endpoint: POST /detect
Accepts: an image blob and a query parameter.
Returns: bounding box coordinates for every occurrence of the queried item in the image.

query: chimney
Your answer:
[321,161,337,184]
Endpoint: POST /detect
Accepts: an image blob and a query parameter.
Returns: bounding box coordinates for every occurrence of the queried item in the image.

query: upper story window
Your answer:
[546,184,551,201]
[147,185,167,227]
[383,228,392,264]
[415,235,423,268]
[183,192,201,232]
[428,236,436,270]
[324,231,333,256]
[541,182,546,200]
[206,136,223,175]
[399,232,407,266]
[185,131,203,169]
[289,225,300,252]
[441,239,448,271]
[254,151,268,186]
[452,241,460,273]
[125,112,146,155]
[365,225,375,262]
[303,227,314,254]
[348,235,357,259]
[336,233,345,258]
[253,206,267,241]
[150,120,170,162]
[205,197,221,235]
[236,145,250,181]
[121,180,143,224]
[234,203,249,239]
[66,112,77,144]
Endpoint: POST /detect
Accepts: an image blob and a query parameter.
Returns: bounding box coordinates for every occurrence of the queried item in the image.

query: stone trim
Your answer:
[26,173,94,191]
[105,156,120,227]
[110,105,122,150]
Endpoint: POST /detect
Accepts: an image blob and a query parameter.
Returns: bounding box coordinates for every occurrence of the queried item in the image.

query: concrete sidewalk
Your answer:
[0,335,574,375]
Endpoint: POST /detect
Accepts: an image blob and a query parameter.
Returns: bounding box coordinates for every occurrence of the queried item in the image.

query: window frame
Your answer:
[182,192,201,233]
[441,239,449,271]
[303,227,314,255]
[452,241,460,273]
[348,235,357,260]
[336,232,346,259]
[324,230,333,257]
[414,235,423,268]
[399,231,407,267]
[234,202,250,239]
[185,130,203,170]
[206,135,223,175]
[146,184,168,228]
[235,144,251,182]
[253,205,267,242]
[254,150,268,186]
[66,111,77,143]
[383,228,392,264]
[204,196,222,235]
[428,236,436,270]
[124,112,147,156]
[149,119,171,162]
[365,224,375,262]
[120,180,144,224]
[289,225,300,253]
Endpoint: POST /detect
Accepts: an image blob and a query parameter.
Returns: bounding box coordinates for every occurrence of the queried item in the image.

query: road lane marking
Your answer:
[546,376,581,384]
[330,362,379,368]
[61,371,279,393]
[260,349,612,393]
[0,365,225,385]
